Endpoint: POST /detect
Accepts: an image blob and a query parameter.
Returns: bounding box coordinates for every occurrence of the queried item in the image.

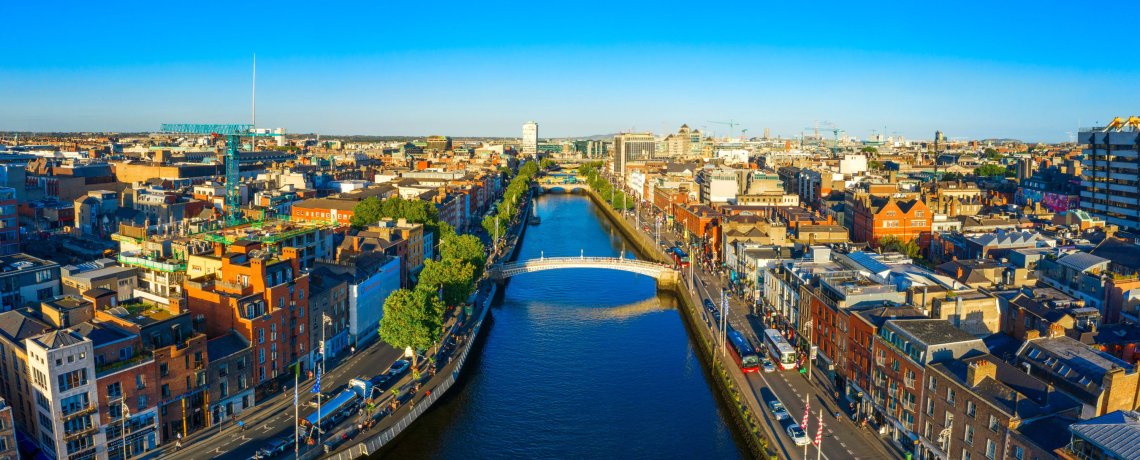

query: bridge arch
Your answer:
[488,256,680,290]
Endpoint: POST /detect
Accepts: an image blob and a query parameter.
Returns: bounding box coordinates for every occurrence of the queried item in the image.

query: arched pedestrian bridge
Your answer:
[488,256,681,290]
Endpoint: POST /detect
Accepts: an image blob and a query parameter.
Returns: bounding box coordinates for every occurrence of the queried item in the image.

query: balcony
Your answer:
[60,403,97,421]
[64,424,99,440]
[96,351,154,378]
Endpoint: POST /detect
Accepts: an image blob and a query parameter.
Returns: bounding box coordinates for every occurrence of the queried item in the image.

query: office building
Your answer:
[1079,121,1140,230]
[522,121,538,158]
[611,132,656,175]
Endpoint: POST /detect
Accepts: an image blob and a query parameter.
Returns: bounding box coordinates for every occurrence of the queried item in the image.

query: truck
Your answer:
[301,378,372,438]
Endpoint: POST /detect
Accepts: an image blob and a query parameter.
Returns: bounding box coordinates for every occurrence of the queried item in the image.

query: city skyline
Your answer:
[2,2,1136,142]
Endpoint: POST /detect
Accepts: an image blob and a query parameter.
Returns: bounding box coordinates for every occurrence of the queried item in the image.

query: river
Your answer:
[381,193,745,459]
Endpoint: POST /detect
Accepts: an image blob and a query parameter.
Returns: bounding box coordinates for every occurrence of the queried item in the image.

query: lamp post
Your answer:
[804,319,815,383]
[120,404,131,460]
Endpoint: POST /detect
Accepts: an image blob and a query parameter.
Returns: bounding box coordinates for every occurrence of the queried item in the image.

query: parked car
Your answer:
[762,358,777,373]
[703,299,715,311]
[768,400,789,420]
[786,424,810,446]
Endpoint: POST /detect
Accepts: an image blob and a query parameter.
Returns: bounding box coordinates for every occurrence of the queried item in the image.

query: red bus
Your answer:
[727,328,761,373]
[669,247,690,268]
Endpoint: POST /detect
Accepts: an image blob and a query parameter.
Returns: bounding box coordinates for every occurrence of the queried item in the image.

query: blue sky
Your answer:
[1,1,1135,142]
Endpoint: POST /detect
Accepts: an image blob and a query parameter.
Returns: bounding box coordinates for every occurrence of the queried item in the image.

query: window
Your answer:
[1012,446,1023,460]
[136,374,146,390]
[161,384,170,398]
[967,401,976,418]
[57,369,88,392]
[964,425,974,445]
[988,415,999,431]
[986,439,996,459]
[106,382,122,399]
[159,363,169,377]
[929,376,937,391]
[911,220,926,227]
[947,388,956,405]
[883,220,899,228]
[915,211,925,217]
[961,449,970,460]
[927,397,935,416]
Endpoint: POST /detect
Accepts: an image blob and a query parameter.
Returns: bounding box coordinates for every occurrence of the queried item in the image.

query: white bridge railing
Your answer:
[488,256,675,279]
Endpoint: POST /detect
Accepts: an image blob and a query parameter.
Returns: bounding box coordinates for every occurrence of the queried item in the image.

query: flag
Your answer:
[311,365,321,394]
[814,413,824,447]
[802,399,810,432]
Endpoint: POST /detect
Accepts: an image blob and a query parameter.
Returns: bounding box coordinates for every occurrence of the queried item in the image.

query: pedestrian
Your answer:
[351,345,356,354]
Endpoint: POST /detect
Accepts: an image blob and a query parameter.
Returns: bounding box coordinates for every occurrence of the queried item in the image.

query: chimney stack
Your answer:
[966,359,997,387]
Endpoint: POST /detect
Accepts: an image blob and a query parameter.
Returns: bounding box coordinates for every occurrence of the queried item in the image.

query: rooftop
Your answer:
[930,354,1080,419]
[888,319,982,346]
[206,330,250,361]
[1069,410,1140,460]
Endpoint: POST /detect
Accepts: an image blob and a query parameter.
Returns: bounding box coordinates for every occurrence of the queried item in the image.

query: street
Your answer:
[621,192,903,460]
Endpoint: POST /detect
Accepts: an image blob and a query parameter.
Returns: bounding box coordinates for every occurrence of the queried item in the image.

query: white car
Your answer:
[786,424,810,446]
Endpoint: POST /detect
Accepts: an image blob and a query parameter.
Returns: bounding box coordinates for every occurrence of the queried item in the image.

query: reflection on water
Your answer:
[380,194,744,460]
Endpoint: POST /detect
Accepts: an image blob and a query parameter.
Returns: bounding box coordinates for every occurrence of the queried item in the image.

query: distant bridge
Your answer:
[535,178,590,193]
[487,256,680,289]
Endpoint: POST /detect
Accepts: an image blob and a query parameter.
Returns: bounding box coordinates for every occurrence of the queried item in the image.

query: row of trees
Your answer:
[481,161,540,238]
[579,161,633,210]
[378,232,487,367]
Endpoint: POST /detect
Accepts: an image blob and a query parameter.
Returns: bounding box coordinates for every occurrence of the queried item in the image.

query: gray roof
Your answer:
[1057,252,1109,272]
[33,330,85,349]
[207,330,250,361]
[71,322,131,347]
[1018,336,1133,404]
[1070,410,1140,460]
[930,354,1080,419]
[969,230,1042,248]
[0,310,51,345]
[889,319,982,346]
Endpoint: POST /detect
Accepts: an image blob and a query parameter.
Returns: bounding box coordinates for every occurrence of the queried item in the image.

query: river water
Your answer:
[382,193,744,459]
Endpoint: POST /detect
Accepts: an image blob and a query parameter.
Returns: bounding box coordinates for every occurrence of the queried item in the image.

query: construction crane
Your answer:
[707,120,742,140]
[160,123,274,226]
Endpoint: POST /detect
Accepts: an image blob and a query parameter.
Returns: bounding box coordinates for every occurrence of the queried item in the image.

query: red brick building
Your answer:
[185,241,311,391]
[850,196,932,249]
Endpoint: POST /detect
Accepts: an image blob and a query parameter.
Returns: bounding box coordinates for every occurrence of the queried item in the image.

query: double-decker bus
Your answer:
[762,328,797,370]
[726,328,761,373]
[669,247,690,268]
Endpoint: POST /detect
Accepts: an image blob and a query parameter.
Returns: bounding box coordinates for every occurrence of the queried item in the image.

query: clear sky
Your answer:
[1,1,1135,142]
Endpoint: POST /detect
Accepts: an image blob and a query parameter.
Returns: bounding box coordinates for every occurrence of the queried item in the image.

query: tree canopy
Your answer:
[879,236,922,259]
[415,259,477,307]
[439,234,486,276]
[580,161,633,210]
[351,195,454,238]
[378,288,444,362]
[974,164,1010,177]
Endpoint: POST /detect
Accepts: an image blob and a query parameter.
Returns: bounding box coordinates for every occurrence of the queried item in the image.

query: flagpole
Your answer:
[294,367,299,459]
[816,408,824,460]
[803,396,810,460]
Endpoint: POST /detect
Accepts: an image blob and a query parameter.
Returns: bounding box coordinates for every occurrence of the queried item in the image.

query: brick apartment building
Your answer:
[184,241,311,392]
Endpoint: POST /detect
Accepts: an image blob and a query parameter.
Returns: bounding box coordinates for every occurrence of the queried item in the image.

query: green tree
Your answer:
[861,146,878,154]
[879,236,921,259]
[416,259,477,307]
[868,160,883,171]
[350,197,384,228]
[439,234,486,274]
[378,289,444,366]
[540,158,557,170]
[974,164,1008,177]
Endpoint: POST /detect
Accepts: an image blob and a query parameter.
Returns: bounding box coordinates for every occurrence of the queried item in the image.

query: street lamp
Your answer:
[120,404,131,460]
[804,319,815,383]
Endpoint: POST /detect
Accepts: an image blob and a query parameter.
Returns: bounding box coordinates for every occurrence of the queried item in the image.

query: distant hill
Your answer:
[577,133,619,141]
